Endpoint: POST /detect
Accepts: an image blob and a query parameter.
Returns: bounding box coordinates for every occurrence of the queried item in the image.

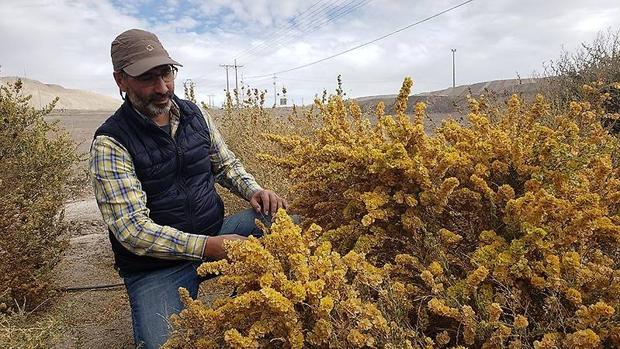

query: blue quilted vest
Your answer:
[94,95,224,275]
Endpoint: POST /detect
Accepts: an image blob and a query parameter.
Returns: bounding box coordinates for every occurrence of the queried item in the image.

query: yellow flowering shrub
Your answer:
[262,78,619,347]
[164,210,414,348]
[167,78,620,348]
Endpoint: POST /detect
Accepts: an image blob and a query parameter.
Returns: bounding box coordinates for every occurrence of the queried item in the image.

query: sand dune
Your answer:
[1,76,121,111]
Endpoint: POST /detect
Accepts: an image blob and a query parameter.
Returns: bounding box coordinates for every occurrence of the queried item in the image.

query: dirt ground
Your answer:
[43,110,129,348]
[50,188,133,348]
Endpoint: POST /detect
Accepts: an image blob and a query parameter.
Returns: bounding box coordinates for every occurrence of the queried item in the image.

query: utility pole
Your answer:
[273,74,277,107]
[206,94,215,107]
[234,59,243,101]
[451,48,456,88]
[220,64,232,95]
[222,61,243,106]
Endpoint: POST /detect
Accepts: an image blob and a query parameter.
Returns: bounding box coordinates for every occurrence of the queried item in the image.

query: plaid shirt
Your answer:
[89,101,262,261]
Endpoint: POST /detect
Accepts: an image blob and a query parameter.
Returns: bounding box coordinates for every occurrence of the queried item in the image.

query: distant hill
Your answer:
[0,77,121,111]
[355,78,541,115]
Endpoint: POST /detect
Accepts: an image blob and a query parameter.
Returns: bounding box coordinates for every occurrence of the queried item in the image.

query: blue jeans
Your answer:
[123,209,271,349]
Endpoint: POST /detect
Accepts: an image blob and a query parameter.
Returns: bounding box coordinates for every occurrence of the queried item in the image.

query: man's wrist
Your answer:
[202,235,222,261]
[202,235,224,261]
[247,186,263,201]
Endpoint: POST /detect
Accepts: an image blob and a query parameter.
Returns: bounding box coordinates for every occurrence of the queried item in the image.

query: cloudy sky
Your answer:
[1,0,619,106]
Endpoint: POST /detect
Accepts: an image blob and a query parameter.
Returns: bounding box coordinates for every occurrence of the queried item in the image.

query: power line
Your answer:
[247,0,372,63]
[232,0,328,60]
[246,0,476,79]
[233,0,331,60]
[236,0,371,64]
[247,75,410,85]
[195,0,367,83]
[251,0,372,63]
[235,0,350,62]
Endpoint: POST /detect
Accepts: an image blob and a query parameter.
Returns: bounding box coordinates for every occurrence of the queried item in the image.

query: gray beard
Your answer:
[127,90,172,118]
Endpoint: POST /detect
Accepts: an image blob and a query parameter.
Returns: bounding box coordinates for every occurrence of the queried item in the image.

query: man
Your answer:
[90,28,287,348]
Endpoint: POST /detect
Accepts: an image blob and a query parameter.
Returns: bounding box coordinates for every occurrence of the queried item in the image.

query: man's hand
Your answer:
[249,189,288,216]
[204,234,246,261]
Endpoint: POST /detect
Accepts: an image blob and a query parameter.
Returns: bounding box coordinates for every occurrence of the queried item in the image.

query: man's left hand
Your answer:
[250,189,288,216]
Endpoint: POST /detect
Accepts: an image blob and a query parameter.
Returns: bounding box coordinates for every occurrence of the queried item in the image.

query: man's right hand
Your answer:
[204,234,247,261]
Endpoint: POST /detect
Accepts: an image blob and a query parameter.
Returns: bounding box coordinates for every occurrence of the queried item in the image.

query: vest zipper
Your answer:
[163,125,196,235]
[150,115,197,235]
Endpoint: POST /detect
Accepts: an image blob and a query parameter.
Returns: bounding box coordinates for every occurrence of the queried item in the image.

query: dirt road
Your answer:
[51,192,134,348]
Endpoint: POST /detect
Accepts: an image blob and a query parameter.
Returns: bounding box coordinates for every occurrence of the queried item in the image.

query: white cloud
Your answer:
[1,0,619,107]
[153,15,200,32]
[0,0,146,96]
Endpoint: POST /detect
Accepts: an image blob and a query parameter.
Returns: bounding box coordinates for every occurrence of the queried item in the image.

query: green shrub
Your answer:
[0,80,78,311]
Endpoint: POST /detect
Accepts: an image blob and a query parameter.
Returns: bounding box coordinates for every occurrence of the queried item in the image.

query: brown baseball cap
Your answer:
[111,29,182,76]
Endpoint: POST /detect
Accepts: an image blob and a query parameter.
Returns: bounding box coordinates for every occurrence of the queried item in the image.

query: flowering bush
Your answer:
[167,78,620,348]
[164,210,408,348]
[0,80,77,311]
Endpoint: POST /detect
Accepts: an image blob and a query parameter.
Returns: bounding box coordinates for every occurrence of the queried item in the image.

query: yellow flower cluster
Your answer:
[164,210,396,348]
[167,78,620,348]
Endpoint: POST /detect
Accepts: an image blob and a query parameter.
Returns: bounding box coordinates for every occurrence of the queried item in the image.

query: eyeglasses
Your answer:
[125,65,177,85]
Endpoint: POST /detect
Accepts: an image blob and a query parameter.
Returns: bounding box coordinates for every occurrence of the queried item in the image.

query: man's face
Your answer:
[114,65,176,118]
